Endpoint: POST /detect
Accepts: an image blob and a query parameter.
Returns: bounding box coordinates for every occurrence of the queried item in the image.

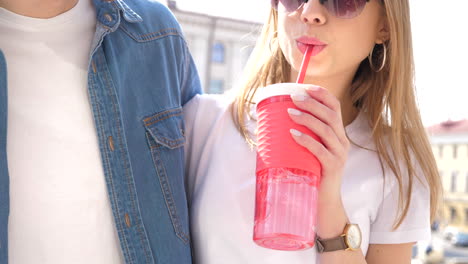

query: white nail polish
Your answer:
[287,108,302,116]
[306,85,321,91]
[290,129,302,137]
[291,94,306,101]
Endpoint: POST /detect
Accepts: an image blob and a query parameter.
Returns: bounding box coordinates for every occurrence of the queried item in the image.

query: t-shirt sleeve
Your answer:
[369,166,431,244]
[183,94,229,207]
[183,95,201,205]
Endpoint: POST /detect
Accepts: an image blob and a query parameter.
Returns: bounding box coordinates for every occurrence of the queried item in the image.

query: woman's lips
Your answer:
[296,41,327,56]
[296,37,327,56]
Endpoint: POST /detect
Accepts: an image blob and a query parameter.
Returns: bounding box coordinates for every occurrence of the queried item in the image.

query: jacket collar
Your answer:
[92,0,142,27]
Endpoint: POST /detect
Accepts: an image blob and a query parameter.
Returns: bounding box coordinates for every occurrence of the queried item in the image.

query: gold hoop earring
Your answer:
[368,43,387,72]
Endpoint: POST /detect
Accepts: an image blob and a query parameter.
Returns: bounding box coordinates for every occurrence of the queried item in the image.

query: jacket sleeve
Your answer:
[180,42,202,106]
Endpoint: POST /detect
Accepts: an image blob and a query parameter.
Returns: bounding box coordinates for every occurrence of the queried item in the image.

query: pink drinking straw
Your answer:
[296,45,313,84]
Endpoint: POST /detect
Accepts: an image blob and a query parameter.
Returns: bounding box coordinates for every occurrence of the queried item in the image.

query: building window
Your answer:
[211,42,225,63]
[439,144,444,158]
[209,79,224,94]
[451,207,457,222]
[451,171,459,192]
[453,144,458,159]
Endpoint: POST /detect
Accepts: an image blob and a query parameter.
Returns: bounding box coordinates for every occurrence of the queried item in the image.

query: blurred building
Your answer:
[167,0,262,93]
[428,120,468,231]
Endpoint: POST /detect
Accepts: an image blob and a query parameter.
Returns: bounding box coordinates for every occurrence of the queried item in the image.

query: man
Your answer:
[0,0,201,263]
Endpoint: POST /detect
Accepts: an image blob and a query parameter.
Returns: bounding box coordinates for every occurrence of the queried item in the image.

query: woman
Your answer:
[184,0,442,263]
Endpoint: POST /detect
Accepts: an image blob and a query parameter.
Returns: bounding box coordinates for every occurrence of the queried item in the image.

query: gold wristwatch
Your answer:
[316,223,362,253]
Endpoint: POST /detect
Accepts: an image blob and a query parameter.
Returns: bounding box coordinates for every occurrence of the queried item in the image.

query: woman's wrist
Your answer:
[317,195,349,239]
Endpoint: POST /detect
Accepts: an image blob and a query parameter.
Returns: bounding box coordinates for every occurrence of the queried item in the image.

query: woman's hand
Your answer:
[288,84,350,203]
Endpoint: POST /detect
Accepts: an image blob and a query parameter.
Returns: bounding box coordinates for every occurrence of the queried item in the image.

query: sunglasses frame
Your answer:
[272,0,372,19]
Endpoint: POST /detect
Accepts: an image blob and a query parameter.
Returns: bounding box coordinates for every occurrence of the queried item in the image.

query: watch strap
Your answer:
[316,235,348,253]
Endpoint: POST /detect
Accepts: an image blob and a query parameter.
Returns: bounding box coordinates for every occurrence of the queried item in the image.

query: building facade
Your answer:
[167,1,262,94]
[428,120,468,231]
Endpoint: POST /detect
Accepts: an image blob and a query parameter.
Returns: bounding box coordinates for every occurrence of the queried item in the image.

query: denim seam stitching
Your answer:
[144,111,184,148]
[149,138,184,149]
[143,108,181,124]
[138,28,179,39]
[120,25,181,43]
[101,56,152,264]
[99,53,152,263]
[144,111,182,127]
[148,135,184,149]
[88,60,134,263]
[180,41,190,97]
[149,138,190,244]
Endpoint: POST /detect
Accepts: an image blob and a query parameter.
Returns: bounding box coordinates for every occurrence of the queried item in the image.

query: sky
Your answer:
[171,0,468,126]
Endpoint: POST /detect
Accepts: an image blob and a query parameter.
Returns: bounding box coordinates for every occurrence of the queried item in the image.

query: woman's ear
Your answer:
[376,18,390,44]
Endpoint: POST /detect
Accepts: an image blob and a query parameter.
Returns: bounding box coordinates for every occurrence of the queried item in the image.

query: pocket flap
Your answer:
[143,107,185,149]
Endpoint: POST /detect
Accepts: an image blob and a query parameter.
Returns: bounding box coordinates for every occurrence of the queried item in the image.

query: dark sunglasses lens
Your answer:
[273,0,305,12]
[322,0,367,18]
[272,0,368,17]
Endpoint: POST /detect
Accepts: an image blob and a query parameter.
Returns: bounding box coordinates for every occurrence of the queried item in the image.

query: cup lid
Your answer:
[254,83,309,107]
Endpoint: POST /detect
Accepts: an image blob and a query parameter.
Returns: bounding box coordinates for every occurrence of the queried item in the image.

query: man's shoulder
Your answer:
[120,0,183,37]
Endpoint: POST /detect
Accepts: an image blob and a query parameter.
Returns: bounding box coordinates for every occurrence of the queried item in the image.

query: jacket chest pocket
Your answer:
[143,107,190,244]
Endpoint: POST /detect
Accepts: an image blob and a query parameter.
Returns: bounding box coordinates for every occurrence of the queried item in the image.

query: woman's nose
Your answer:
[300,0,327,25]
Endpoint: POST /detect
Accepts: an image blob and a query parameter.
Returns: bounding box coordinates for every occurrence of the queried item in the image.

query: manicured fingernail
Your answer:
[306,85,320,91]
[290,129,302,137]
[287,108,302,116]
[291,94,306,101]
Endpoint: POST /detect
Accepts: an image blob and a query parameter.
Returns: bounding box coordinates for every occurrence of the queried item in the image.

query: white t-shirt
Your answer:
[184,93,430,264]
[0,1,124,263]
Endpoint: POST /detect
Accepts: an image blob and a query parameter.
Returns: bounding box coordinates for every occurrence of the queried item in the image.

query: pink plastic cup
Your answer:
[253,86,322,251]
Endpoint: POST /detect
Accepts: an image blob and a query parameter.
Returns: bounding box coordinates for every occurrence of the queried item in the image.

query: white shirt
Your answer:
[184,93,430,264]
[0,1,124,263]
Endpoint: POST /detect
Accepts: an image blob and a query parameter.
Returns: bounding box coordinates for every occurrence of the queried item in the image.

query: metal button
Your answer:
[108,136,115,151]
[104,13,113,22]
[124,213,131,228]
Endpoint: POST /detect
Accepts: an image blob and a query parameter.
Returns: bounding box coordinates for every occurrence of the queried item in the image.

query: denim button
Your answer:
[124,213,131,228]
[104,13,113,22]
[108,136,115,151]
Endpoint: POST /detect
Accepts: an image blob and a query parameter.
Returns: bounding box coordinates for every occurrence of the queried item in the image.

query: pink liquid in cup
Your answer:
[253,45,320,251]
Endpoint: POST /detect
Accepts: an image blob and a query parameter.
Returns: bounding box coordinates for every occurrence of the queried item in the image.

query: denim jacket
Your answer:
[0,0,201,263]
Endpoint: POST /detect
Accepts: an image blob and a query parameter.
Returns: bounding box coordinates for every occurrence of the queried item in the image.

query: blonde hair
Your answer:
[232,1,442,228]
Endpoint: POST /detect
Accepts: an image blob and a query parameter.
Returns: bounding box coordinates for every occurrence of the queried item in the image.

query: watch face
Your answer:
[346,224,362,250]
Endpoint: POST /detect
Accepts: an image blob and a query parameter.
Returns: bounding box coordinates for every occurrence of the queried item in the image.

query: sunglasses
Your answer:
[272,0,371,19]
